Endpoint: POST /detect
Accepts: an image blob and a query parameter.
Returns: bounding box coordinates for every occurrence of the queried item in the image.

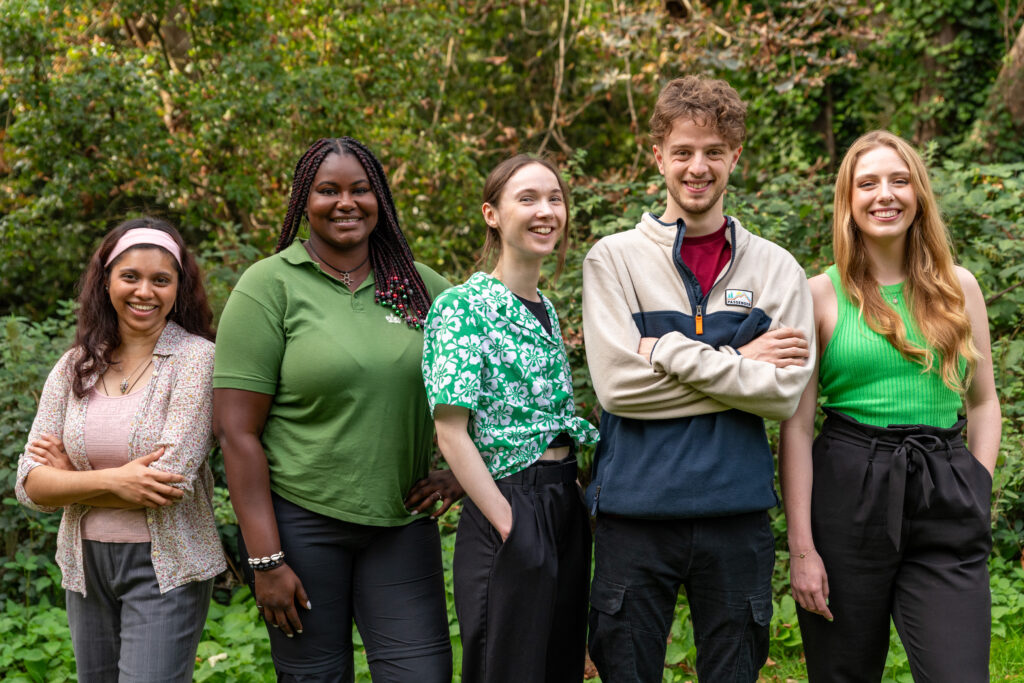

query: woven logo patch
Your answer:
[725,289,753,308]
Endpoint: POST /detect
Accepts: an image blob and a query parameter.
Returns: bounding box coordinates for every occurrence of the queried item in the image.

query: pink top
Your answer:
[81,389,151,543]
[16,322,226,595]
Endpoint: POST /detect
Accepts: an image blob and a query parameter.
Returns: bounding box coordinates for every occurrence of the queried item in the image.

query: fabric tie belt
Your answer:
[822,409,964,551]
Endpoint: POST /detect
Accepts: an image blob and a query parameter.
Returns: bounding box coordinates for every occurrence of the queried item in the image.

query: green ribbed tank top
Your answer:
[819,265,962,428]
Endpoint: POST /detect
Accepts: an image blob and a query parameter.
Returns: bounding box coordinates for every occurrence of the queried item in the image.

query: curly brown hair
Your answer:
[649,75,747,149]
[71,217,214,397]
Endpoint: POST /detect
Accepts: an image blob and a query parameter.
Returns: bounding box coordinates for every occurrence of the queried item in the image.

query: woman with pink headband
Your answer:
[15,217,225,682]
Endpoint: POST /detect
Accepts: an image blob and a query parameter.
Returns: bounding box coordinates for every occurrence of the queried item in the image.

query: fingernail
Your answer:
[409,510,420,516]
[296,630,303,635]
[286,633,293,638]
[306,601,312,609]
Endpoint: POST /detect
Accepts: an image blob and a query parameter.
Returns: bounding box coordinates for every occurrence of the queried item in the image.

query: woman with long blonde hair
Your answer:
[780,130,1001,681]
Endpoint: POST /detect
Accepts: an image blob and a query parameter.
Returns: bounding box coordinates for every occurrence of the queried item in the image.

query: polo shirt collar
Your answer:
[281,240,377,293]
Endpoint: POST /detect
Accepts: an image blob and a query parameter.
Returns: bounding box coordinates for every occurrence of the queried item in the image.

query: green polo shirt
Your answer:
[213,241,450,526]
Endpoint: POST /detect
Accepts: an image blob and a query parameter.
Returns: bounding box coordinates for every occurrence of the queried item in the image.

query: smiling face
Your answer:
[107,247,179,340]
[653,117,742,230]
[850,145,918,244]
[305,152,379,260]
[482,162,567,267]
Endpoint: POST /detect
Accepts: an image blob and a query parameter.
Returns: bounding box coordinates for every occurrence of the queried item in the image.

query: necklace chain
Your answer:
[306,240,369,288]
[102,354,154,396]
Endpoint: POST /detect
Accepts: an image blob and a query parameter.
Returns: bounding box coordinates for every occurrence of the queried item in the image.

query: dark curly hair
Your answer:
[70,217,214,397]
[649,75,747,149]
[275,136,432,329]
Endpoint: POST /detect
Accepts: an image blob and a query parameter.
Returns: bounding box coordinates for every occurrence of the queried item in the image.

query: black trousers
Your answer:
[242,494,452,683]
[588,512,774,683]
[798,409,992,683]
[453,457,591,683]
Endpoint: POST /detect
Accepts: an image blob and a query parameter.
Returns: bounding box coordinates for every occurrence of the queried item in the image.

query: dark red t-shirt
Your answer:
[681,219,731,296]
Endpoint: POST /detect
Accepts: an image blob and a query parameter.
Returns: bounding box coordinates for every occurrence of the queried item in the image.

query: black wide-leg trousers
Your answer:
[798,409,993,683]
[453,456,591,683]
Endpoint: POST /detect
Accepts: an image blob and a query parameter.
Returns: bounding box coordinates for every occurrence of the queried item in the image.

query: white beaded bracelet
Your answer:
[248,551,285,571]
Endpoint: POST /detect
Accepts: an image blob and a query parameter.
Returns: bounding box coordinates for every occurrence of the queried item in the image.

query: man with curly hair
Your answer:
[582,75,815,681]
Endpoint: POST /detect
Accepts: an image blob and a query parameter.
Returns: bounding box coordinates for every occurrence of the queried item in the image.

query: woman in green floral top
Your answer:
[422,155,599,683]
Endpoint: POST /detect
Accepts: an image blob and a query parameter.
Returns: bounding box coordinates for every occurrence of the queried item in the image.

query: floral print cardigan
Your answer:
[16,321,226,595]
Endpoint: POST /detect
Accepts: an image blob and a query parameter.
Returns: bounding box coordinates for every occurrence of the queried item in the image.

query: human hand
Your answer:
[27,434,76,471]
[405,469,465,518]
[254,564,311,637]
[495,501,513,542]
[106,448,185,508]
[790,548,833,620]
[738,327,809,368]
[637,337,659,361]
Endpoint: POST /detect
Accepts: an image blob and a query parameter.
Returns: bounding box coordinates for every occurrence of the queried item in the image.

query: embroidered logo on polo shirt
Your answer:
[385,314,403,324]
[725,289,753,308]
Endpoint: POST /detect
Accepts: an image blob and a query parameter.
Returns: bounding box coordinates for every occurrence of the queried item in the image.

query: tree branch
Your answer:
[986,279,1024,307]
[538,0,571,155]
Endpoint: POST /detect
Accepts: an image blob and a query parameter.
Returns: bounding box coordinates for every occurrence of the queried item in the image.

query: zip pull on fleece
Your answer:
[695,305,704,335]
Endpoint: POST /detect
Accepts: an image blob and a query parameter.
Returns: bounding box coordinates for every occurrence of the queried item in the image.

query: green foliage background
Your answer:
[2,1,1024,680]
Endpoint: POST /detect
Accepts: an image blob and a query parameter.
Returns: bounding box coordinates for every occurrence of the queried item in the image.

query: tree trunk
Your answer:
[969,23,1024,153]
[993,23,1024,124]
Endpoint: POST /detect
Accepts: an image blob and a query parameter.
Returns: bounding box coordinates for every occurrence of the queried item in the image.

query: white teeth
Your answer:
[872,209,899,218]
[128,304,157,311]
[686,181,711,189]
[531,227,554,235]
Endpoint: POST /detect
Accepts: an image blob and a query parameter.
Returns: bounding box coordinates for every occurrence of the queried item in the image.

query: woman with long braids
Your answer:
[779,131,1001,681]
[213,136,457,681]
[422,155,599,682]
[16,217,224,682]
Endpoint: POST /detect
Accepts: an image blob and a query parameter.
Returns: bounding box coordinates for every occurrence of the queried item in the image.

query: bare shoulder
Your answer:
[808,273,836,309]
[807,272,838,352]
[954,265,983,301]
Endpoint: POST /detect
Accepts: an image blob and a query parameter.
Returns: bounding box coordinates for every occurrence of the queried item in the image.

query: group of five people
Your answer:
[17,74,999,682]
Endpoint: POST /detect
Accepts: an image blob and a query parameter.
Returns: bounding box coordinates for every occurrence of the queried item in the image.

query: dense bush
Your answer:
[3,160,1023,680]
[3,1,1023,680]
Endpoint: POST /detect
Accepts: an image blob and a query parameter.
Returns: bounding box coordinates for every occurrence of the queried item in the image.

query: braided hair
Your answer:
[276,137,432,329]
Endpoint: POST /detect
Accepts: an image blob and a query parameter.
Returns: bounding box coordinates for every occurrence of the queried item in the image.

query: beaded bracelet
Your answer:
[248,551,285,571]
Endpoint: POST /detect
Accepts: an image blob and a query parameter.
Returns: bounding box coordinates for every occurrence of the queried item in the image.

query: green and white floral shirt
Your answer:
[423,272,599,479]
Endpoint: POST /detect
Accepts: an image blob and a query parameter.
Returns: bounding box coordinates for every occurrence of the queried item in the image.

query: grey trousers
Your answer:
[66,540,214,683]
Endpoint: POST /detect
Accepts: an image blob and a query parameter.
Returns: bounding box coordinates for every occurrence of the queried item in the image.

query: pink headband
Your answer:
[104,228,183,268]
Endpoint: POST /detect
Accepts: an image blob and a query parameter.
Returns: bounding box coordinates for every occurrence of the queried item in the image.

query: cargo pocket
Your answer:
[589,576,626,615]
[587,577,637,679]
[739,592,772,681]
